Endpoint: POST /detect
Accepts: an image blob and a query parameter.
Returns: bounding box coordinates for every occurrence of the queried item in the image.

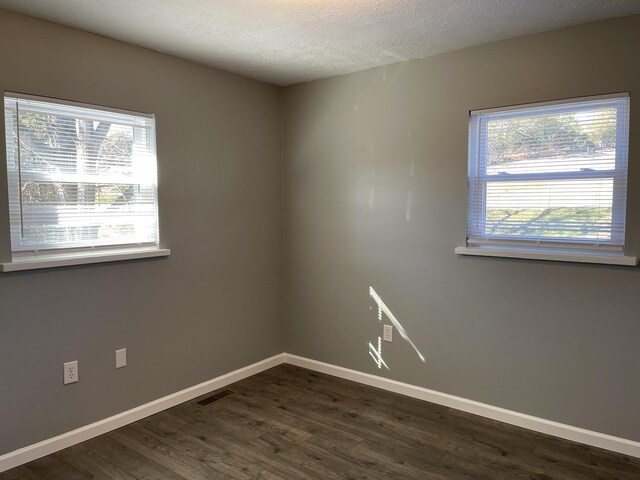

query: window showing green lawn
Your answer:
[459,93,634,265]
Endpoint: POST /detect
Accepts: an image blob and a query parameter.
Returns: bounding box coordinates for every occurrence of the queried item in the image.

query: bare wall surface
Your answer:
[0,11,283,455]
[283,16,640,441]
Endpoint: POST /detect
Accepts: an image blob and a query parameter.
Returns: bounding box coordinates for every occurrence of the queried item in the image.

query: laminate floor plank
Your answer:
[239,385,454,457]
[145,409,317,480]
[1,364,638,479]
[250,471,285,480]
[109,425,236,480]
[138,415,260,479]
[85,435,188,480]
[0,467,40,480]
[57,443,140,480]
[23,455,90,480]
[302,432,429,480]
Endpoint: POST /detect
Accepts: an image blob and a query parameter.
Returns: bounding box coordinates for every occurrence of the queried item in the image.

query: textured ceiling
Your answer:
[0,0,639,86]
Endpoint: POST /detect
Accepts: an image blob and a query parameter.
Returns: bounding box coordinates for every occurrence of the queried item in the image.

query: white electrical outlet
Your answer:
[115,348,127,369]
[63,361,78,385]
[383,324,393,342]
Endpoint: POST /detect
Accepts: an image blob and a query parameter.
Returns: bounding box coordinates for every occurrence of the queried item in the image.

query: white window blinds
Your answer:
[467,94,630,252]
[4,94,159,255]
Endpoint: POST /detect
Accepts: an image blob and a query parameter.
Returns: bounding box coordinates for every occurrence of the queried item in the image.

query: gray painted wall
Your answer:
[0,11,283,455]
[283,16,640,442]
[1,8,639,459]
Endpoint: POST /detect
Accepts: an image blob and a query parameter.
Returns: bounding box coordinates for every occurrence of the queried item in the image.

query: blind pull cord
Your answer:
[15,100,25,239]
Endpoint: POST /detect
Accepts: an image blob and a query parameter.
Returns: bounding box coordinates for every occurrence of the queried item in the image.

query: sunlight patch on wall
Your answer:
[368,286,426,370]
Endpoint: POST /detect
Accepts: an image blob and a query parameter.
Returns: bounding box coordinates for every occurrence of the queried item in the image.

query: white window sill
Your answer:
[0,247,171,272]
[455,246,638,266]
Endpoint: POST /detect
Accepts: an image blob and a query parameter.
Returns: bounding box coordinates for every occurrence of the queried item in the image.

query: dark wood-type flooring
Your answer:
[1,364,639,479]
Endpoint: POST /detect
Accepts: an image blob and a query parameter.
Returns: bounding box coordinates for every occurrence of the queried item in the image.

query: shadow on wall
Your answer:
[368,286,426,370]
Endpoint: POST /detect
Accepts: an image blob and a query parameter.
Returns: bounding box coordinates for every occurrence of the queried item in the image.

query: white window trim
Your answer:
[0,247,171,272]
[1,92,169,271]
[458,92,636,266]
[6,92,155,120]
[455,246,637,266]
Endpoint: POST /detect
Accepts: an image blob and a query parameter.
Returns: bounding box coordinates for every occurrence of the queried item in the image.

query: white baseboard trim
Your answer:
[0,353,286,473]
[284,353,640,459]
[2,351,638,474]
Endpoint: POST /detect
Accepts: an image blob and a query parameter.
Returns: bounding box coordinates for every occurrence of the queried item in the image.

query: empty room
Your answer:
[0,1,639,478]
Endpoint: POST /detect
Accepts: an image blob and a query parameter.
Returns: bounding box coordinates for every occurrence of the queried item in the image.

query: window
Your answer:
[2,93,168,271]
[458,93,635,265]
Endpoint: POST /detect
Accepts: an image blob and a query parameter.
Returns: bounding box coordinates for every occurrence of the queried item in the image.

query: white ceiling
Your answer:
[1,0,639,86]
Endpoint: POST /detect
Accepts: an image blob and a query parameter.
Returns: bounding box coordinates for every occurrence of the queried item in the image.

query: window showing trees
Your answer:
[4,94,159,255]
[466,94,629,252]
